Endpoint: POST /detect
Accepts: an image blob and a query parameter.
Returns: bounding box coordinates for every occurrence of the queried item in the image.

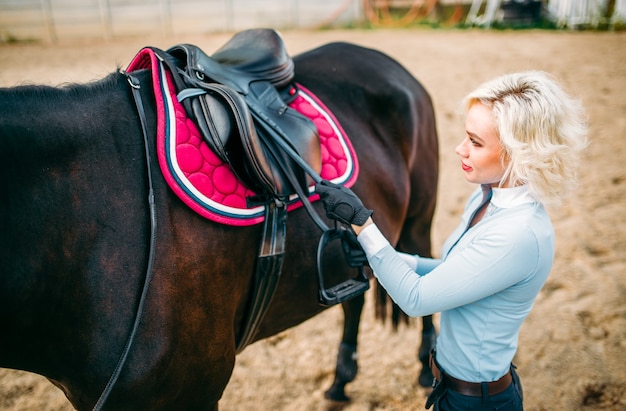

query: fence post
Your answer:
[40,0,56,43]
[158,0,173,36]
[97,0,113,40]
[225,0,234,31]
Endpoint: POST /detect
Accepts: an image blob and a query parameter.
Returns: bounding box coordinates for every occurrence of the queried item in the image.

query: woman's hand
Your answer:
[315,180,373,227]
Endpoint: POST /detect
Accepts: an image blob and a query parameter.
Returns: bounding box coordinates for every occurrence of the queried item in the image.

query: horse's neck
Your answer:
[0,70,150,272]
[3,72,127,139]
[0,70,153,354]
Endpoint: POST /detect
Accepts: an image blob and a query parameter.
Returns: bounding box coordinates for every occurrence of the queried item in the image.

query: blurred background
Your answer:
[1,1,625,409]
[1,0,625,43]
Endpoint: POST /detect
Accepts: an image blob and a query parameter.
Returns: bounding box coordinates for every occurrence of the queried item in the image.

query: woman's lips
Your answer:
[461,162,472,171]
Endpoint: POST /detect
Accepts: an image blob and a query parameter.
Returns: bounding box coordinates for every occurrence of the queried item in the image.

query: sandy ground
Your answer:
[0,29,624,411]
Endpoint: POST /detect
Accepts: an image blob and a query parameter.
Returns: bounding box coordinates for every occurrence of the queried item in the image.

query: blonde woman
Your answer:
[316,71,588,410]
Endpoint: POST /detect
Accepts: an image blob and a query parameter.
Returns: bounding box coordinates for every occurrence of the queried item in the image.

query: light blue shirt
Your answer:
[357,184,554,382]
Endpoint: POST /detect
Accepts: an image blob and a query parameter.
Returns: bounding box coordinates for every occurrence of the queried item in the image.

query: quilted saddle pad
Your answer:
[127,47,359,226]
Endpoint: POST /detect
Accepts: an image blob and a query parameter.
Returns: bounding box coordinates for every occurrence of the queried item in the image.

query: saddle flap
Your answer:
[189,88,233,163]
[247,80,321,191]
[182,83,277,194]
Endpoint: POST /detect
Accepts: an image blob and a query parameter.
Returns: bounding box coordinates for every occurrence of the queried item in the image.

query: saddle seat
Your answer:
[211,28,295,89]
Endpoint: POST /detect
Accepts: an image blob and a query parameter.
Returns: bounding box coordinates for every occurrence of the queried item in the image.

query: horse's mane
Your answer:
[0,69,130,157]
[1,69,125,101]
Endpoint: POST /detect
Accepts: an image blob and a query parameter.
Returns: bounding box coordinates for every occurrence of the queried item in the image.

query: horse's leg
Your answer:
[417,314,436,387]
[324,292,364,402]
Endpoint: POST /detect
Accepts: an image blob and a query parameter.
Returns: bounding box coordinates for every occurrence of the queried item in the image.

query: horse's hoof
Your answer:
[324,385,351,402]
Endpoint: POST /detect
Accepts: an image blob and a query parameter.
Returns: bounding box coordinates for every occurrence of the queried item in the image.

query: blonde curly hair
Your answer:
[462,70,588,205]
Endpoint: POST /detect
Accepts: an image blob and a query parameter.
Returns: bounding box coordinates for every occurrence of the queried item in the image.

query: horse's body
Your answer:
[0,40,438,410]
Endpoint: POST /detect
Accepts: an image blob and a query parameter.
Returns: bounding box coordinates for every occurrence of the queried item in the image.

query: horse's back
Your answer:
[294,42,438,240]
[294,42,430,115]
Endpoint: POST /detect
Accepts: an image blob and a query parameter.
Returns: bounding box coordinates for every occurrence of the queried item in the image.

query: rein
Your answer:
[92,74,158,410]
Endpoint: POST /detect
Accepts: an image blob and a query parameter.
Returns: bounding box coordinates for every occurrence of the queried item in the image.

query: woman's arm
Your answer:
[356,222,542,317]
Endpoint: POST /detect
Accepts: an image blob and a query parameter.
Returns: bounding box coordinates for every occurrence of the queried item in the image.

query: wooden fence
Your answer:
[0,0,362,42]
[1,0,620,43]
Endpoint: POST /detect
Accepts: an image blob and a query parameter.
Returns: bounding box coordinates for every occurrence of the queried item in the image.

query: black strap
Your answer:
[235,200,287,352]
[92,74,158,411]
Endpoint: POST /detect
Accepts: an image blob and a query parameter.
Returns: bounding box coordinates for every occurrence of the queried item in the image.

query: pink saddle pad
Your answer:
[127,47,358,226]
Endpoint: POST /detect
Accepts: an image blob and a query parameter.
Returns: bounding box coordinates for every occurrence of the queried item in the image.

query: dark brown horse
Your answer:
[0,32,438,410]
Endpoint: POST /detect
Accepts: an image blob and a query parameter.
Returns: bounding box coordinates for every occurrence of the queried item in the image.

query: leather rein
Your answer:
[92,74,158,410]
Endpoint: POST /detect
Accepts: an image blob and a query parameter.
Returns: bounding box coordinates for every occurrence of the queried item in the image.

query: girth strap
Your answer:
[235,200,287,353]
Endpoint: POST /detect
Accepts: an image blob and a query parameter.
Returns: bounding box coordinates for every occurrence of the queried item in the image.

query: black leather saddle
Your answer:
[155,28,320,201]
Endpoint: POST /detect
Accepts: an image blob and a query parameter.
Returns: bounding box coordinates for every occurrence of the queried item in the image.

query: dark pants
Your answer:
[429,365,524,411]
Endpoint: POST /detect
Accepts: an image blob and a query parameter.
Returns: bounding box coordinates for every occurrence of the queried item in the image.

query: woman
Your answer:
[316,70,588,410]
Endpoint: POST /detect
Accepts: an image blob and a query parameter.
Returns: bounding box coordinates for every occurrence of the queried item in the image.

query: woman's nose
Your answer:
[455,139,468,157]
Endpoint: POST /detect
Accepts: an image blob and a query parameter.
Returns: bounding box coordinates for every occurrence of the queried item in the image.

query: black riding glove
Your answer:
[315,180,373,226]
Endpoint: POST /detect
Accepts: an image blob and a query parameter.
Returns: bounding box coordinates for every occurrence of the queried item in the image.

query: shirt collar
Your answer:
[482,184,537,209]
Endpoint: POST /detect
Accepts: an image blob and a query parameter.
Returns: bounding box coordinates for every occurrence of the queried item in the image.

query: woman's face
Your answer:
[455,102,508,187]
